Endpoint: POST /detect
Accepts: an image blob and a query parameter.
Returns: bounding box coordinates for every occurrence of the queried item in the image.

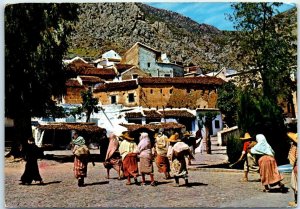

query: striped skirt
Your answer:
[74,156,88,179]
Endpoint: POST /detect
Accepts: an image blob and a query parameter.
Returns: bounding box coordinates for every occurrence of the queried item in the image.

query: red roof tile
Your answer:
[120,122,185,131]
[65,79,83,87]
[115,64,135,73]
[159,110,195,118]
[138,77,224,85]
[67,59,117,79]
[143,110,162,119]
[93,80,138,92]
[79,76,105,83]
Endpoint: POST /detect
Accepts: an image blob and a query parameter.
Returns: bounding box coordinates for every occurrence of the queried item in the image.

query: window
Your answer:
[164,74,171,77]
[132,74,138,79]
[170,89,173,94]
[160,89,163,94]
[111,95,116,104]
[128,93,135,103]
[147,62,151,68]
[150,89,153,94]
[215,120,220,129]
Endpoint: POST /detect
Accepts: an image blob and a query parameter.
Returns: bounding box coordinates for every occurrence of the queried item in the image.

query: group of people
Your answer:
[230,132,298,207]
[103,130,195,187]
[19,128,298,206]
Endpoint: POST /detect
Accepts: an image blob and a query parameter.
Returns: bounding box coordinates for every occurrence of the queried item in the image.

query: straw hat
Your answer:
[168,133,180,142]
[240,132,253,141]
[287,132,297,144]
[120,132,135,141]
[183,131,192,137]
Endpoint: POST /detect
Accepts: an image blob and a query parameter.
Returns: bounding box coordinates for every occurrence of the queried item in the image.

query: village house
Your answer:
[92,50,121,68]
[120,42,184,77]
[91,77,225,133]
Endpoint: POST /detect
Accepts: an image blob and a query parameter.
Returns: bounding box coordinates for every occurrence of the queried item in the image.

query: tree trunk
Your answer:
[5,115,32,158]
[205,126,212,154]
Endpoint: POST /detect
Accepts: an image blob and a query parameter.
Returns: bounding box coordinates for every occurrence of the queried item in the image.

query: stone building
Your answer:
[121,42,184,77]
[93,77,224,109]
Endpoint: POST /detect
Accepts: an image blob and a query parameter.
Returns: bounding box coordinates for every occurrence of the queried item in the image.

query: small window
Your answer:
[170,89,173,94]
[128,93,135,103]
[150,89,153,94]
[164,74,171,77]
[147,62,151,68]
[132,74,138,79]
[187,89,191,93]
[111,95,116,104]
[160,89,163,94]
[215,120,220,129]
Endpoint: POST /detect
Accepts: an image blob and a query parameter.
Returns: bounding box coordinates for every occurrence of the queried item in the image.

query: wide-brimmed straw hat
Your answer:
[120,132,135,141]
[168,133,180,142]
[240,132,253,141]
[183,131,192,137]
[287,132,297,144]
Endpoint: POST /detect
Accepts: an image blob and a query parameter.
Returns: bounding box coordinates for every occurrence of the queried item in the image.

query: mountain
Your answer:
[67,2,232,70]
[67,3,296,71]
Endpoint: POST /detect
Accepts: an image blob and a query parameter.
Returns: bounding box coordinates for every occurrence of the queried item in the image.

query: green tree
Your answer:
[229,3,296,102]
[229,3,296,163]
[217,81,239,127]
[5,3,79,157]
[80,89,99,122]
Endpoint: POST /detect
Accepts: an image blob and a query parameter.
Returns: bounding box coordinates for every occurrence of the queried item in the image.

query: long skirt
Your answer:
[74,156,88,179]
[155,155,170,173]
[104,152,122,172]
[258,155,283,186]
[139,157,153,174]
[291,165,298,191]
[171,156,188,178]
[123,153,138,178]
[21,159,42,184]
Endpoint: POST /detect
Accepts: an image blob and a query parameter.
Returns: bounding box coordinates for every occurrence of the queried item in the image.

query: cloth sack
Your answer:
[74,145,90,158]
[173,142,189,153]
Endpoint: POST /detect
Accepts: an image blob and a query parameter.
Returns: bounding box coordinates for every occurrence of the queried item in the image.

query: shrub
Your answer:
[226,134,243,168]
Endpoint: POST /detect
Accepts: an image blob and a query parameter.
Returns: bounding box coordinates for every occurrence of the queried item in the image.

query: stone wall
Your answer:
[64,87,85,104]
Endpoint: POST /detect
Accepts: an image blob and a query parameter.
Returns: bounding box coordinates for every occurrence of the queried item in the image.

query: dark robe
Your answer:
[20,143,43,184]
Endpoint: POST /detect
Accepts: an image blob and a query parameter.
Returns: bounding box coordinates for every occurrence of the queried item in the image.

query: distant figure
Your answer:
[103,133,123,180]
[250,134,286,192]
[119,132,140,186]
[99,131,109,162]
[71,130,90,187]
[287,132,297,207]
[137,132,156,186]
[229,132,259,181]
[155,131,171,179]
[20,137,44,185]
[167,133,194,187]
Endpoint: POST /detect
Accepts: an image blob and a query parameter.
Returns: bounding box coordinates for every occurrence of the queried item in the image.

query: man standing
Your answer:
[229,132,259,181]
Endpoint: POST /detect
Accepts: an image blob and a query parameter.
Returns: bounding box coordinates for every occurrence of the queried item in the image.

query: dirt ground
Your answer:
[4,156,294,208]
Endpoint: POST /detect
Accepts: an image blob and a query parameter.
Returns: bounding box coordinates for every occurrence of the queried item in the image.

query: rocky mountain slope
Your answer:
[67,2,232,70]
[67,3,295,71]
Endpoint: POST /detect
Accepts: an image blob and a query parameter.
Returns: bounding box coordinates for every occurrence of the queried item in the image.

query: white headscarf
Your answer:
[250,134,275,157]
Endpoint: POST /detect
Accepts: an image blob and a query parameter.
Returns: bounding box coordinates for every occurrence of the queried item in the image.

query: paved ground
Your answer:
[4,137,295,208]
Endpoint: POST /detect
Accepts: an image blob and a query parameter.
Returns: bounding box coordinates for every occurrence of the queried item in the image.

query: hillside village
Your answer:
[59,42,229,135]
[23,41,294,149]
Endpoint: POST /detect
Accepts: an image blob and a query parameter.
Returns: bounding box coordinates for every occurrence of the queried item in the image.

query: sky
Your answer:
[146,2,296,31]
